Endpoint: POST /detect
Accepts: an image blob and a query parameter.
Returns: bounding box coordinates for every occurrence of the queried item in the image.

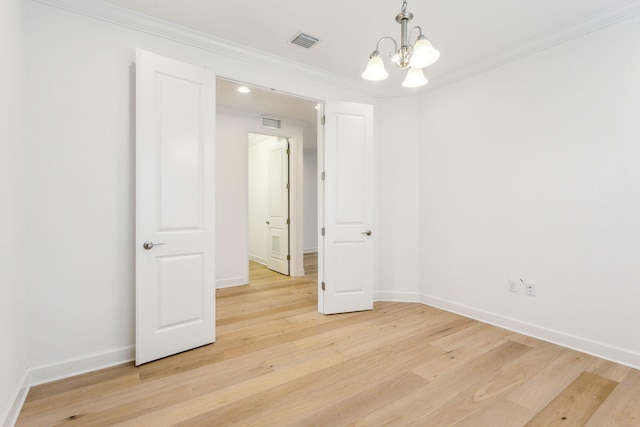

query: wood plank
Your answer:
[585,369,640,427]
[453,399,534,427]
[414,342,563,425]
[355,340,532,425]
[525,371,618,426]
[506,349,598,412]
[287,371,428,426]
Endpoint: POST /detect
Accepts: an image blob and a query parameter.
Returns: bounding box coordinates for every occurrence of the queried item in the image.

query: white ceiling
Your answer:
[99,0,640,93]
[216,78,318,126]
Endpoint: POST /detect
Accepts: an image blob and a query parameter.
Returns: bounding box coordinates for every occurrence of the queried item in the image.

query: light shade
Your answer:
[402,67,428,88]
[361,51,389,81]
[409,36,440,68]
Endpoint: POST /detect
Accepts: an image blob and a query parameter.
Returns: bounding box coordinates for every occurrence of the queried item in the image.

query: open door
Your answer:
[320,101,374,314]
[135,50,216,365]
[266,137,290,275]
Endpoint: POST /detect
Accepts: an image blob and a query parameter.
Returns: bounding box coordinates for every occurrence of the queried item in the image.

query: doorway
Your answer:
[215,78,319,287]
[248,133,290,275]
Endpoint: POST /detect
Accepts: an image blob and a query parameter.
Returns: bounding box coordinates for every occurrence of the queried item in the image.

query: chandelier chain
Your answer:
[402,1,408,13]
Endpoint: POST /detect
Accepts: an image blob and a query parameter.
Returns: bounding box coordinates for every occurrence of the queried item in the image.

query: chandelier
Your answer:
[361,0,440,88]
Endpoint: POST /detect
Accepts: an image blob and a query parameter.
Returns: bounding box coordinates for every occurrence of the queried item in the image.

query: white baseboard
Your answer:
[248,255,267,265]
[374,291,421,303]
[3,372,29,427]
[3,346,133,426]
[26,346,134,387]
[216,276,247,289]
[419,293,640,370]
[303,248,318,254]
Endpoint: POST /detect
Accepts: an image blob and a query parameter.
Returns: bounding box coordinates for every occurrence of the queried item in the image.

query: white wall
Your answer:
[24,0,374,385]
[0,0,29,424]
[215,112,250,287]
[374,97,421,300]
[418,14,640,367]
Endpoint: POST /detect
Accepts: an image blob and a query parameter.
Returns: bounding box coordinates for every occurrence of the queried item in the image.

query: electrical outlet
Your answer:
[525,282,536,297]
[508,280,518,293]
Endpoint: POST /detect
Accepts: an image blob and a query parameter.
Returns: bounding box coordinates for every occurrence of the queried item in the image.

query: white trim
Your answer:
[303,247,318,254]
[3,373,29,427]
[426,1,640,92]
[418,293,640,371]
[26,346,134,387]
[31,0,373,95]
[248,254,267,265]
[216,276,247,289]
[374,291,421,304]
[31,0,640,97]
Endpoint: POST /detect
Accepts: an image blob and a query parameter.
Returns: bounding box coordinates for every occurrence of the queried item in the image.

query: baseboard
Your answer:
[3,372,29,427]
[419,293,640,370]
[216,276,247,289]
[26,346,135,388]
[303,248,318,254]
[374,291,421,303]
[248,255,267,265]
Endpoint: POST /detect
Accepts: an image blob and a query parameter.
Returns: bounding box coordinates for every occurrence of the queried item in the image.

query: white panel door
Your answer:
[135,49,216,365]
[267,138,290,275]
[321,102,374,314]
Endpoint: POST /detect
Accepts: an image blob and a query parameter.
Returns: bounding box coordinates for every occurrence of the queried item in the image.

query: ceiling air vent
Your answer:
[262,116,282,129]
[291,33,319,49]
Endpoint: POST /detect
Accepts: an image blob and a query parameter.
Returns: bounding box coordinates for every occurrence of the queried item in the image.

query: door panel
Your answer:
[321,102,374,314]
[136,49,216,365]
[267,138,290,275]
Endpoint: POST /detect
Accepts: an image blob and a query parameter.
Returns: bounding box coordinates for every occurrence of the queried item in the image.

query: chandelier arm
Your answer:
[409,26,423,44]
[375,36,399,59]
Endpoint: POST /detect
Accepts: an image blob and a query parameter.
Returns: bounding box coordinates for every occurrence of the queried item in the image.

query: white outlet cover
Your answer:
[525,282,536,296]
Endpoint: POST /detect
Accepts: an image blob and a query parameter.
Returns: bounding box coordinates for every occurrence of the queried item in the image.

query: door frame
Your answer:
[247,133,291,274]
[243,122,304,277]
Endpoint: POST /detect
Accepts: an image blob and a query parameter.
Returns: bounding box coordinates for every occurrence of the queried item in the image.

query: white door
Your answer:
[135,50,216,365]
[266,137,290,275]
[320,101,374,314]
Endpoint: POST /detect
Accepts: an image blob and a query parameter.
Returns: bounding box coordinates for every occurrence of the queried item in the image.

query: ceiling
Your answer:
[216,78,318,126]
[99,0,640,94]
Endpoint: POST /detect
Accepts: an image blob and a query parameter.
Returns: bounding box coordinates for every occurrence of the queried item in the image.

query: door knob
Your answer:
[143,241,165,250]
[362,230,372,236]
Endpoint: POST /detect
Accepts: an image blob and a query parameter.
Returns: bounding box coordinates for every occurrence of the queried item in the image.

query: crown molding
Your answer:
[32,0,640,99]
[425,0,640,93]
[31,0,394,97]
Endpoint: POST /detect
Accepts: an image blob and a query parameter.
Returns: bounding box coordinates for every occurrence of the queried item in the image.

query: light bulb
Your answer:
[409,36,440,68]
[361,51,389,81]
[402,67,428,88]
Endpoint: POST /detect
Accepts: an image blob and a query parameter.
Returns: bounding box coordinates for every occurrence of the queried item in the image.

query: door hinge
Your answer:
[321,171,325,181]
[321,227,325,236]
[321,116,326,125]
[286,148,290,155]
[287,255,291,261]
[287,218,290,225]
[321,281,326,291]
[286,183,290,190]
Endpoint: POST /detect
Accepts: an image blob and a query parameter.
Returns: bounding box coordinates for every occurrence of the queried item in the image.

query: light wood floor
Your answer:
[17,253,640,426]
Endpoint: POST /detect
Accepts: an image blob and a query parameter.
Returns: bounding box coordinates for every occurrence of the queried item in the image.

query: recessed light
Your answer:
[237,86,251,94]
